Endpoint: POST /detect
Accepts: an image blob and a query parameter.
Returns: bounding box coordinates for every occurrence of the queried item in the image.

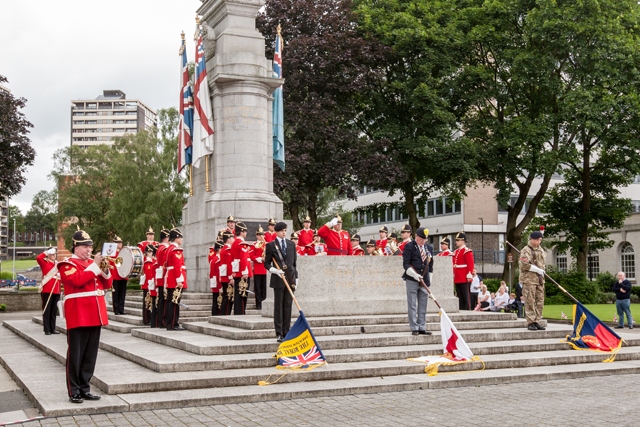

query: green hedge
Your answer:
[483,278,502,293]
[544,268,599,304]
[0,272,14,280]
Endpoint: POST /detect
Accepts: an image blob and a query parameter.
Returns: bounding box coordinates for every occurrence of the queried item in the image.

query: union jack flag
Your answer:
[275,311,326,371]
[278,345,325,369]
[177,33,194,173]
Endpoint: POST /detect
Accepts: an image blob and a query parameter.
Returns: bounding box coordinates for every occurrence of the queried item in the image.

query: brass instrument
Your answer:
[227,282,234,303]
[217,293,223,309]
[238,277,248,297]
[373,247,384,256]
[163,286,168,300]
[171,284,183,304]
[95,255,123,270]
[144,293,153,312]
[385,240,400,255]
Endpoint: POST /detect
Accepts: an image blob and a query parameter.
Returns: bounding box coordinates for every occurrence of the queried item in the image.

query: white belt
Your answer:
[454,264,467,268]
[64,289,105,300]
[166,266,174,270]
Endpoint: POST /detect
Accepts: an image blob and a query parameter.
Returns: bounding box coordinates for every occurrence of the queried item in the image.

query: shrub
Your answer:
[545,268,599,304]
[597,292,616,304]
[631,286,640,298]
[0,304,6,312]
[483,278,502,293]
[631,294,639,304]
[595,272,617,294]
[0,272,14,280]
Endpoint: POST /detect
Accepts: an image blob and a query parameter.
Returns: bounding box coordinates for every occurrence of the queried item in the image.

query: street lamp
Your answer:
[478,217,484,277]
[12,218,16,281]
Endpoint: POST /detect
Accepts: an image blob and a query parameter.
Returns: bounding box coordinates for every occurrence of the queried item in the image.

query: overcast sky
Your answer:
[1,0,202,213]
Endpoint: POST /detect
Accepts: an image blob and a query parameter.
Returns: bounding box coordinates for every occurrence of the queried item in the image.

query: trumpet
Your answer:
[172,284,183,304]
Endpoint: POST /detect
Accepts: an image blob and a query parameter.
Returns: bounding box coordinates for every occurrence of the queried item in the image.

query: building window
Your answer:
[556,252,568,273]
[621,242,635,280]
[587,251,599,281]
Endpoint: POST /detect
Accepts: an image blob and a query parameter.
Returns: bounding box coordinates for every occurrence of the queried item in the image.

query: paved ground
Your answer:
[1,311,637,426]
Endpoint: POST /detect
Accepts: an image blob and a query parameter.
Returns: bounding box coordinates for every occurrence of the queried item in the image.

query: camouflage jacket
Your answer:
[519,244,546,285]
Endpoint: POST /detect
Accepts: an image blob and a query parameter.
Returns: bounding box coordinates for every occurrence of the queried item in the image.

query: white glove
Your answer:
[429,273,433,283]
[406,268,421,281]
[255,257,263,263]
[46,248,56,255]
[529,265,545,275]
[269,267,284,275]
[327,217,339,227]
[296,279,299,287]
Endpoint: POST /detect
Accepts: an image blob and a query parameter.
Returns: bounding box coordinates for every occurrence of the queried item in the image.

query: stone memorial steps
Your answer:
[31,316,145,334]
[3,321,640,417]
[106,312,146,326]
[207,312,516,330]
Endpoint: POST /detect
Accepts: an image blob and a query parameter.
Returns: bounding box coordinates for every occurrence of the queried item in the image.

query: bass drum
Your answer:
[117,246,144,278]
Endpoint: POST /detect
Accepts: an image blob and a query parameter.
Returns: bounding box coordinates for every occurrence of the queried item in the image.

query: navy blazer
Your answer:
[264,238,298,289]
[401,240,434,285]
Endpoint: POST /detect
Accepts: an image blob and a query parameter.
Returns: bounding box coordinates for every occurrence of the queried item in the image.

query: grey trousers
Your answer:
[406,279,428,331]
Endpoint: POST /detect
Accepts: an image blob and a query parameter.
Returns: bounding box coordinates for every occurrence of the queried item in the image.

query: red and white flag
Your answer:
[409,309,477,375]
[192,25,214,168]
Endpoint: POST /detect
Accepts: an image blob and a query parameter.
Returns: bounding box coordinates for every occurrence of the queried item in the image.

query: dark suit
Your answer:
[264,238,297,338]
[401,240,433,332]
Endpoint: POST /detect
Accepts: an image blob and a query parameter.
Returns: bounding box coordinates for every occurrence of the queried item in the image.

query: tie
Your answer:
[280,239,287,256]
[419,245,427,263]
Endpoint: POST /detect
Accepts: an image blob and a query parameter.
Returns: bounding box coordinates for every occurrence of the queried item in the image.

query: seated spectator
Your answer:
[491,285,510,312]
[474,284,491,311]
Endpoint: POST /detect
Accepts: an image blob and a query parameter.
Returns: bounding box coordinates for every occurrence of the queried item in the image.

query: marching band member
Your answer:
[225,215,236,234]
[386,232,402,256]
[251,226,268,310]
[317,215,353,256]
[452,232,475,310]
[297,216,314,254]
[142,244,157,327]
[137,226,158,253]
[291,232,306,256]
[155,227,170,328]
[231,222,251,315]
[264,218,277,243]
[365,239,377,255]
[351,234,364,256]
[219,230,235,315]
[376,226,389,255]
[58,229,112,404]
[398,224,412,253]
[165,228,187,330]
[209,237,223,315]
[37,247,61,335]
[109,235,128,315]
[437,237,453,256]
[310,231,327,256]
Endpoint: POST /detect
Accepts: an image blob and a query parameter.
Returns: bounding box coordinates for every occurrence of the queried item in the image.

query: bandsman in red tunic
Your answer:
[386,232,402,256]
[317,214,353,256]
[365,239,377,255]
[291,232,307,256]
[437,237,452,257]
[137,226,159,253]
[452,232,474,310]
[165,228,187,330]
[251,226,268,310]
[37,247,61,335]
[376,226,389,255]
[154,228,170,328]
[231,222,252,315]
[58,229,112,404]
[141,244,157,326]
[351,234,364,256]
[225,215,236,234]
[209,237,224,316]
[219,231,235,315]
[310,231,327,256]
[398,224,412,254]
[297,216,314,254]
[108,235,128,315]
[264,218,277,243]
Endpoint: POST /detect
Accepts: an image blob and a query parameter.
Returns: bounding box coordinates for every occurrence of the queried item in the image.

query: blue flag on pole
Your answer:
[566,302,622,361]
[275,311,326,370]
[177,33,194,172]
[272,27,285,172]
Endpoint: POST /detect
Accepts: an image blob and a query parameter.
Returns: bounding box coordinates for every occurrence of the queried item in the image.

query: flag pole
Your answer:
[272,258,301,312]
[409,269,442,310]
[506,241,579,304]
[189,164,193,196]
[205,155,210,192]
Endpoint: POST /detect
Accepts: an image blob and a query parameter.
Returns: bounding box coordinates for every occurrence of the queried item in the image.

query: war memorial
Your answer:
[1,0,640,419]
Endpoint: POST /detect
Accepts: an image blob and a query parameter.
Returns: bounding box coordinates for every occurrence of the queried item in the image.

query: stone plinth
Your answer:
[262,256,458,317]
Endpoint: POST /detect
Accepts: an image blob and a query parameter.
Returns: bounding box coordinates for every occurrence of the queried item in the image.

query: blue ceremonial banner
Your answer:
[177,34,194,173]
[275,311,326,370]
[272,28,285,172]
[566,302,622,360]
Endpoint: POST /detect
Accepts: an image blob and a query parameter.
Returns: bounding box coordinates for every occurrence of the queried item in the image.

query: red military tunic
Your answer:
[398,239,411,254]
[58,256,113,329]
[36,252,61,294]
[438,249,452,257]
[452,246,474,283]
[137,240,159,253]
[165,243,187,290]
[209,251,222,292]
[219,244,233,286]
[352,246,364,256]
[297,228,314,252]
[231,237,251,278]
[310,242,327,256]
[251,243,267,275]
[143,257,157,296]
[108,250,128,282]
[208,246,216,264]
[317,225,353,256]
[296,245,306,256]
[156,243,170,287]
[376,239,388,252]
[264,230,277,243]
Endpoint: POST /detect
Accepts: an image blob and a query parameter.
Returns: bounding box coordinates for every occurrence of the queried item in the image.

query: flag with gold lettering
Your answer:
[566,302,622,362]
[276,311,326,370]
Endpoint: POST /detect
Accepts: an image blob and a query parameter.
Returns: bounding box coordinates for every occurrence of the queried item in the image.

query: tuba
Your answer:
[171,284,183,304]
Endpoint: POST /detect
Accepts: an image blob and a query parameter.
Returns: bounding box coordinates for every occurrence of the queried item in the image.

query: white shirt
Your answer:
[494,292,509,308]
[470,275,481,293]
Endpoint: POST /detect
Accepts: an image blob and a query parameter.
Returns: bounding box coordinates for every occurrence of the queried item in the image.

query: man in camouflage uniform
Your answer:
[519,231,546,331]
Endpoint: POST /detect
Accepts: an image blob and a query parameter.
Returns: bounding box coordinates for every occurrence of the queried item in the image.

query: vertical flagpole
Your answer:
[189,164,193,196]
[205,155,210,191]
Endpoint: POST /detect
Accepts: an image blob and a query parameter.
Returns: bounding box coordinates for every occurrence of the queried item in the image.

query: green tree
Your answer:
[24,190,57,237]
[7,205,25,240]
[0,76,36,199]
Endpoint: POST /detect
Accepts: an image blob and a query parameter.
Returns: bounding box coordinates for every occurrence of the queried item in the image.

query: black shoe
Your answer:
[527,323,538,331]
[614,325,624,329]
[411,331,419,336]
[52,331,61,334]
[630,326,634,329]
[69,394,83,404]
[80,392,101,401]
[535,323,546,331]
[418,330,432,335]
[276,336,284,343]
[45,332,52,335]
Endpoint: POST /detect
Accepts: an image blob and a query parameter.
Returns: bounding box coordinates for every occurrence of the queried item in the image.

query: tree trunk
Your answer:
[288,204,302,231]
[403,182,420,234]
[308,196,318,230]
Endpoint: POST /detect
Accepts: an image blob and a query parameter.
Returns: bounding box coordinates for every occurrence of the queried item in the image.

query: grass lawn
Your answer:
[544,304,640,322]
[0,259,38,272]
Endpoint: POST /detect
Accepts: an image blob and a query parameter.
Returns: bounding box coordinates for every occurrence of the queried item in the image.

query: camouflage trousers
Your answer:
[523,282,545,325]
